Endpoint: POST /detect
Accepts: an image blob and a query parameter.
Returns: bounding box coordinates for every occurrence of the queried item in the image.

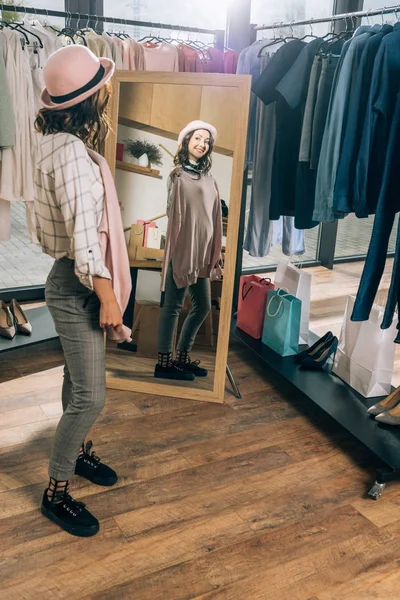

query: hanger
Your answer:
[298,20,319,42]
[43,9,61,34]
[9,6,44,48]
[258,22,286,57]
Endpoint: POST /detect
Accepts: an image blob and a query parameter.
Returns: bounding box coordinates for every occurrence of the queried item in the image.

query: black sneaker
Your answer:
[154,363,195,381]
[41,488,99,537]
[178,360,208,377]
[75,441,118,487]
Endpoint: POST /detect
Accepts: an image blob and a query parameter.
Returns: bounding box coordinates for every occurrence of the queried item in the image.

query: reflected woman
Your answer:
[155,121,222,382]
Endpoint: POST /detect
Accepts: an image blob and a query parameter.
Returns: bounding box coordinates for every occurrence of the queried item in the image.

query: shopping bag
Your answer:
[136,219,156,246]
[274,261,311,345]
[333,296,397,398]
[146,226,161,249]
[128,223,144,261]
[237,275,274,339]
[262,289,301,357]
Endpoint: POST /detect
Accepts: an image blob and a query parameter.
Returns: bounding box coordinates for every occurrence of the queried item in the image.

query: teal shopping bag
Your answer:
[262,290,302,357]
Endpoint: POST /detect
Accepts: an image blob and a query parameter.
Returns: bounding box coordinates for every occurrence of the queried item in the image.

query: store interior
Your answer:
[2,0,400,598]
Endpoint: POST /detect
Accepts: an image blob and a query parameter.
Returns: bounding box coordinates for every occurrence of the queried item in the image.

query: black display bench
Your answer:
[0,305,59,356]
[232,323,400,500]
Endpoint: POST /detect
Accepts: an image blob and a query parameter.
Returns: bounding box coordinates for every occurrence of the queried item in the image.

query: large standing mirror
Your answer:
[104,71,250,403]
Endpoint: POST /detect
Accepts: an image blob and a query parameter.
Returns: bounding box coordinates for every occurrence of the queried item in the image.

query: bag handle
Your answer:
[242,282,253,301]
[267,288,289,318]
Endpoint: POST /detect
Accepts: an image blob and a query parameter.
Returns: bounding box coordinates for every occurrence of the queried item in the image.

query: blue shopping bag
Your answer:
[262,289,302,357]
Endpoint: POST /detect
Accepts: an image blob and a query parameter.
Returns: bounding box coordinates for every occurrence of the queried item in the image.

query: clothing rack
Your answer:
[0,4,222,36]
[255,4,400,30]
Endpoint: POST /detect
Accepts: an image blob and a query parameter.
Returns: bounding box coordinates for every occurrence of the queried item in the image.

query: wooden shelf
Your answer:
[116,160,162,179]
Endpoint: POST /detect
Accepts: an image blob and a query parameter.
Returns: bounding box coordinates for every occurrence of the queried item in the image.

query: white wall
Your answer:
[116,125,233,302]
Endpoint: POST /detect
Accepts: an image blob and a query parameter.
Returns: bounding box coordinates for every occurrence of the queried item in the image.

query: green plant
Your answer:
[1,0,24,24]
[125,139,163,166]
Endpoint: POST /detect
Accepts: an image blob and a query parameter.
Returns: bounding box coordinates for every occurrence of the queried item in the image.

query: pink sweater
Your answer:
[88,149,132,342]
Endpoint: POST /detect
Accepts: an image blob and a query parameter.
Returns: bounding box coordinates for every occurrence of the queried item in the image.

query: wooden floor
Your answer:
[1,261,400,599]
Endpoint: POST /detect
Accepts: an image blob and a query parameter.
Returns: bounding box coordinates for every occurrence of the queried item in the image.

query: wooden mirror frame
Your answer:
[104,71,251,404]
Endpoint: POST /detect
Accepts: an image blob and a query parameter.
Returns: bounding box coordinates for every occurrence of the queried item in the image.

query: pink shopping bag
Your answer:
[237,275,275,339]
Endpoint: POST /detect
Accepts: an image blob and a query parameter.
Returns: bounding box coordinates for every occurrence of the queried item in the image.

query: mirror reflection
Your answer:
[106,81,234,392]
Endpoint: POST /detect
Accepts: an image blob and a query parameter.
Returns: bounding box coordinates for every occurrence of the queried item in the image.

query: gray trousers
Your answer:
[158,263,212,354]
[45,258,106,481]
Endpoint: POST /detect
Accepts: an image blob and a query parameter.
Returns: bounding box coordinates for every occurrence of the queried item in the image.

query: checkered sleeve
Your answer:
[54,138,111,289]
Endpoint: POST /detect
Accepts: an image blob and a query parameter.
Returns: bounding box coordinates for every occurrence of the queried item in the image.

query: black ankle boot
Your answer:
[41,483,99,537]
[75,441,118,486]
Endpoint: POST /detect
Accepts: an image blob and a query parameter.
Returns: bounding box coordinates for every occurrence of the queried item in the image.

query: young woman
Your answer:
[34,45,123,537]
[155,121,222,382]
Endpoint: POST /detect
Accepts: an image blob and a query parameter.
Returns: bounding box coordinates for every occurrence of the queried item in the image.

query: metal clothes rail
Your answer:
[0,3,221,35]
[255,3,400,30]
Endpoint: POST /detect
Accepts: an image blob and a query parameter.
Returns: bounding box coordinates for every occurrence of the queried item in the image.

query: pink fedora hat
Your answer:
[41,45,115,111]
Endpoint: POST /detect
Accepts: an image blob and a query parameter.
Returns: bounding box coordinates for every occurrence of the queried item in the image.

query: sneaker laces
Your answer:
[48,482,85,516]
[81,440,101,466]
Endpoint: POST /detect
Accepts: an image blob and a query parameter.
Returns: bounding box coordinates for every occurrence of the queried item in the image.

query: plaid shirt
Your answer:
[34,132,111,289]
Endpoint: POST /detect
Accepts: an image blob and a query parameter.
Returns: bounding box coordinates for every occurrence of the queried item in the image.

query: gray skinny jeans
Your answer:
[158,262,212,354]
[45,258,106,481]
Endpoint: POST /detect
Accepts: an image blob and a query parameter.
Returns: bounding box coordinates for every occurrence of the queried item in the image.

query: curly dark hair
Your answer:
[34,82,112,152]
[174,130,214,175]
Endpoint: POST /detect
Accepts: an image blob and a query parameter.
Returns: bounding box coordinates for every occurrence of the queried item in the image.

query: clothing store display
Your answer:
[201,46,224,73]
[0,301,15,340]
[314,30,377,223]
[88,149,132,343]
[142,42,179,72]
[223,48,239,74]
[300,336,338,371]
[41,485,100,538]
[178,120,218,146]
[295,331,334,364]
[40,45,115,111]
[368,386,400,416]
[160,169,222,291]
[75,441,118,486]
[0,32,15,149]
[158,262,212,353]
[45,258,106,481]
[334,25,393,216]
[9,298,32,335]
[35,133,111,289]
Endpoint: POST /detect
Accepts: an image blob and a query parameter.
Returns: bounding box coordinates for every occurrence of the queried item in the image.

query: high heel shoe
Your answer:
[295,331,333,363]
[375,401,400,426]
[9,298,32,336]
[0,301,15,339]
[300,336,338,371]
[368,386,400,417]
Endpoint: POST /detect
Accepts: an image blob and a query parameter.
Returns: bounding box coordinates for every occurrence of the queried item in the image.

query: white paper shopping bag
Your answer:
[333,296,396,398]
[274,261,311,345]
[146,227,161,249]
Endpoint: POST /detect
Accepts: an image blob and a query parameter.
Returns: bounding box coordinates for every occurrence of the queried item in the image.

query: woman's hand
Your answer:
[100,300,123,332]
[215,254,223,269]
[93,277,123,332]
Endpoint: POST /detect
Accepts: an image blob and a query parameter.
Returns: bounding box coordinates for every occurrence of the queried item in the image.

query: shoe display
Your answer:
[300,336,338,371]
[176,359,208,377]
[41,487,99,537]
[9,298,32,335]
[375,403,400,426]
[368,386,400,416]
[154,363,195,381]
[295,331,333,363]
[0,301,15,339]
[75,441,118,486]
